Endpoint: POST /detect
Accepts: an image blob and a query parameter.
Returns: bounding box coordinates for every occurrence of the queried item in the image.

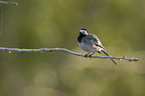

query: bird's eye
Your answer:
[80,30,88,35]
[84,31,88,34]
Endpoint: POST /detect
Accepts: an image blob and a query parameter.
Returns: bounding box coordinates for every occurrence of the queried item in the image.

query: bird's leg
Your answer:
[88,52,95,57]
[85,52,90,57]
[97,51,101,54]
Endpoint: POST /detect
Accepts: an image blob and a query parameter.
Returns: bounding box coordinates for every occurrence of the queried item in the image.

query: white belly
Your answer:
[78,42,101,53]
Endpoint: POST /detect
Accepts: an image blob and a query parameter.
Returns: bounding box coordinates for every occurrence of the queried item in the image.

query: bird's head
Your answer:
[79,28,88,36]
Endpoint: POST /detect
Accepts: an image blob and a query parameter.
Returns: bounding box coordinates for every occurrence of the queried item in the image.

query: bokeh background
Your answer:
[0,0,145,96]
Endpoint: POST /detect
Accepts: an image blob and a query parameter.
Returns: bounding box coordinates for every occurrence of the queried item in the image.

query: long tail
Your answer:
[101,50,117,65]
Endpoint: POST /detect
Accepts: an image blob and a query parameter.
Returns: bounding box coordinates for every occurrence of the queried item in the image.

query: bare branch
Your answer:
[0,1,18,6]
[0,47,140,62]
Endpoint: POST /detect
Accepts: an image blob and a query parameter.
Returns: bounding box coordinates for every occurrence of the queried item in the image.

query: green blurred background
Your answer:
[0,0,145,96]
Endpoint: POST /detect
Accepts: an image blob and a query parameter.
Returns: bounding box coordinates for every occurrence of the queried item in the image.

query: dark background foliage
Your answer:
[0,0,145,96]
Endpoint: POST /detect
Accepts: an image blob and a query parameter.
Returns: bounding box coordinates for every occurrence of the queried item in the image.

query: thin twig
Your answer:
[0,1,18,6]
[0,47,140,62]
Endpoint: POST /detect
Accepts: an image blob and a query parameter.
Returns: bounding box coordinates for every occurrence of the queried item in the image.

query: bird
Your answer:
[77,28,117,65]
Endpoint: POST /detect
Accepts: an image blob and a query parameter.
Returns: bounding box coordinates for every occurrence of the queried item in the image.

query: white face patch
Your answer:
[80,30,85,32]
[80,30,88,35]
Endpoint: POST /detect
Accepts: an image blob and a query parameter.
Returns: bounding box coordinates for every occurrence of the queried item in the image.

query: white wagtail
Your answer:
[77,28,117,65]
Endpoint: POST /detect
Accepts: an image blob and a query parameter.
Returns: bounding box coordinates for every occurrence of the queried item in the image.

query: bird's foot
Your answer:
[88,55,92,57]
[84,54,89,57]
[84,53,90,57]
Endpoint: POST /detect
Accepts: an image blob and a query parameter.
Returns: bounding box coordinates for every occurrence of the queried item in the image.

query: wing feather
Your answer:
[85,34,106,50]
